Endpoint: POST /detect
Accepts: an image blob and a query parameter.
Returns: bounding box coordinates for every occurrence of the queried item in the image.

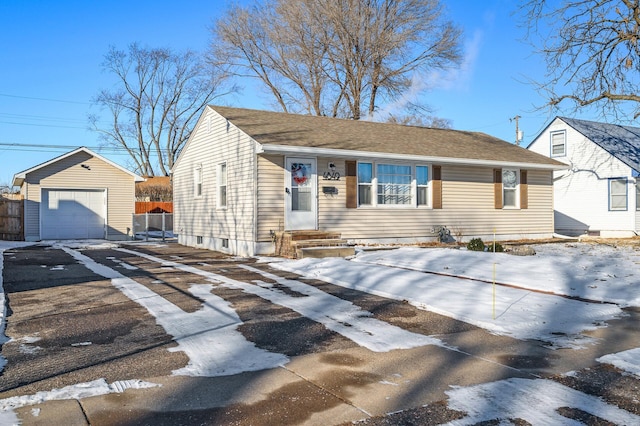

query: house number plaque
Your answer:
[322,162,340,180]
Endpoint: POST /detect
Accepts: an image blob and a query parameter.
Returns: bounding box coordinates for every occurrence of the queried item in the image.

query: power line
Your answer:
[0,120,88,130]
[0,92,90,105]
[0,112,89,124]
[0,142,171,155]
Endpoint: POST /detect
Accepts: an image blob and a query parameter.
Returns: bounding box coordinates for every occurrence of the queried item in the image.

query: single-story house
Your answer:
[172,106,567,256]
[12,147,144,241]
[528,116,640,237]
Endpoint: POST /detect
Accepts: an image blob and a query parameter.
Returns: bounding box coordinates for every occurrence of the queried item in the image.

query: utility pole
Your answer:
[510,115,523,146]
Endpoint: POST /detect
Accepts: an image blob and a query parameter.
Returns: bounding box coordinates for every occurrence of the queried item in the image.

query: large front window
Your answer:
[357,162,429,207]
[377,164,412,205]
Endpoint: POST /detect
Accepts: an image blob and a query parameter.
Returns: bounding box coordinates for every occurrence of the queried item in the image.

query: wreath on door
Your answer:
[292,163,308,185]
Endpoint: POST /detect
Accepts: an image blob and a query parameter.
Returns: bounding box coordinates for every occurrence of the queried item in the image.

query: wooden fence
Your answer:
[0,196,23,241]
[135,201,173,214]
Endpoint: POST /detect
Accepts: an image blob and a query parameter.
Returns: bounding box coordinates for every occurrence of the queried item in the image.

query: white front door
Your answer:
[285,157,317,230]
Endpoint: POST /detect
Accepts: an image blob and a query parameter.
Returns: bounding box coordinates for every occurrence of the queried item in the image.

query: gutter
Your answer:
[257,144,568,171]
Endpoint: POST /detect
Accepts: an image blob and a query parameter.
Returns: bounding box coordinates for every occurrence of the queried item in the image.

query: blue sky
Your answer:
[0,0,574,185]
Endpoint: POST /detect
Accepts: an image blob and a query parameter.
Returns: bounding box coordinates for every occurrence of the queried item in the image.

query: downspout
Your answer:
[252,140,258,256]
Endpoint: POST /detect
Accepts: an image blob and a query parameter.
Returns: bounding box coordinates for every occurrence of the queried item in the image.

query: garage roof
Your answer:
[12,147,144,187]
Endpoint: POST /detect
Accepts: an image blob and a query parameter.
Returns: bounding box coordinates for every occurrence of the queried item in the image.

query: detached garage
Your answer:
[12,147,143,241]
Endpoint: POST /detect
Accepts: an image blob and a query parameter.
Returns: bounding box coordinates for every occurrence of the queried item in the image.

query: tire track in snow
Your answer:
[116,248,445,352]
[59,245,288,377]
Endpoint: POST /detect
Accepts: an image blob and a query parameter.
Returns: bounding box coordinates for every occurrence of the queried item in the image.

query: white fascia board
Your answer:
[257,144,569,171]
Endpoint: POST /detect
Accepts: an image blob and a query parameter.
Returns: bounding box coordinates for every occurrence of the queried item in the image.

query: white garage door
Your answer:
[41,189,106,239]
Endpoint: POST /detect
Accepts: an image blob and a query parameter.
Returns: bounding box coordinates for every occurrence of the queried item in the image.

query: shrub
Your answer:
[467,238,485,251]
[486,242,504,252]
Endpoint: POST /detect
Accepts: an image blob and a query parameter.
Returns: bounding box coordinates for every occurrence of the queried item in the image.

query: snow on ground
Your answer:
[445,377,640,425]
[117,248,444,352]
[0,379,159,424]
[598,348,640,378]
[350,244,640,307]
[58,245,289,377]
[3,240,640,422]
[272,246,625,349]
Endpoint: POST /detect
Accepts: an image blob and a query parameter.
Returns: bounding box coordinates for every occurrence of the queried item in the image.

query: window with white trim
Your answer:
[551,131,566,157]
[609,178,627,211]
[502,168,519,208]
[194,164,202,198]
[358,162,373,205]
[416,165,429,206]
[356,162,430,207]
[377,164,412,205]
[218,162,227,208]
[636,181,640,211]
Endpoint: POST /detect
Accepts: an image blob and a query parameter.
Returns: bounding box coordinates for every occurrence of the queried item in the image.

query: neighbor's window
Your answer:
[551,131,566,157]
[636,182,640,211]
[358,162,373,205]
[502,169,518,208]
[416,165,429,206]
[218,162,227,208]
[609,178,628,211]
[377,164,412,205]
[194,164,203,197]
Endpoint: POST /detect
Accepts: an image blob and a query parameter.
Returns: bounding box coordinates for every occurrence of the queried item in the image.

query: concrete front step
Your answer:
[274,230,352,258]
[291,238,348,249]
[287,231,342,241]
[296,246,356,259]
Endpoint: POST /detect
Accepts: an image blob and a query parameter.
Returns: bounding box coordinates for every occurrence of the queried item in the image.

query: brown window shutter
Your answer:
[520,170,528,209]
[432,165,442,209]
[494,169,502,209]
[345,160,357,209]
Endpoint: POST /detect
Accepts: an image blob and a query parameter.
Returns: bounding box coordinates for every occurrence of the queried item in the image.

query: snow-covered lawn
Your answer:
[273,243,637,348]
[2,240,640,424]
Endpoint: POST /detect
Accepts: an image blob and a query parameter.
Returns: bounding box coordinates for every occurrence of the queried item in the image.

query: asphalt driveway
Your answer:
[1,241,639,425]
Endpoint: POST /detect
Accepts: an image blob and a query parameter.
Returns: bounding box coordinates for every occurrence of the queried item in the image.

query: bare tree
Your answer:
[520,0,640,119]
[91,43,235,176]
[386,114,452,129]
[213,0,462,120]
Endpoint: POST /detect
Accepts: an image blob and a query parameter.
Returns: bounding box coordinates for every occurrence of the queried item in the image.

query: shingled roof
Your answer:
[210,106,566,169]
[558,117,640,172]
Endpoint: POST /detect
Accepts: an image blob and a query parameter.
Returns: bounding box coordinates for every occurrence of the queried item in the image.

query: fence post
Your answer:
[162,212,166,242]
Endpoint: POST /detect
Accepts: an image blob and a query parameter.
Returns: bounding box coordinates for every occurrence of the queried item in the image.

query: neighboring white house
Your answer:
[12,147,144,241]
[172,106,566,257]
[528,117,640,237]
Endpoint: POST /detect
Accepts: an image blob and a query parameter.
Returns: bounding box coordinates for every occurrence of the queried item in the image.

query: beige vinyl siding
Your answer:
[256,157,554,243]
[317,160,553,241]
[256,155,284,241]
[173,107,257,247]
[22,151,135,240]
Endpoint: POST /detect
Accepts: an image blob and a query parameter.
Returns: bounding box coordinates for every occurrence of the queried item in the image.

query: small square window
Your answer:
[196,235,203,245]
[221,238,229,249]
